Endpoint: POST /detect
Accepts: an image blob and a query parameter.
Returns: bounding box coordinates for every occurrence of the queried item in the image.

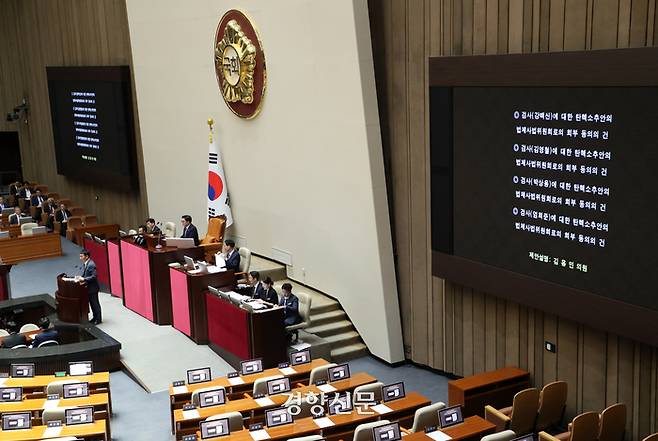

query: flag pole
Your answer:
[208,117,214,143]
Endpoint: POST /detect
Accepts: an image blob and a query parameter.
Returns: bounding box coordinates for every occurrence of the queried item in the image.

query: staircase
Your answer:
[251,255,369,363]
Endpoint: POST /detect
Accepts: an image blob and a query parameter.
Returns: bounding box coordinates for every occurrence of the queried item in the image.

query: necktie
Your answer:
[63,211,67,221]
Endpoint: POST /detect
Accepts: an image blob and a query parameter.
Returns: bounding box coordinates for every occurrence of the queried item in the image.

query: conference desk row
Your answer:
[86,234,286,370]
[0,231,62,264]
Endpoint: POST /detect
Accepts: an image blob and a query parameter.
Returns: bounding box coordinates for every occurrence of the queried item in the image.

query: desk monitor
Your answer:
[372,423,402,441]
[198,388,226,408]
[65,406,94,425]
[2,412,31,431]
[0,387,22,402]
[184,255,196,269]
[165,237,196,249]
[327,392,353,415]
[187,367,211,385]
[265,407,294,428]
[31,226,47,235]
[240,358,263,375]
[200,417,230,439]
[327,363,351,382]
[382,382,406,403]
[438,405,464,429]
[10,363,34,378]
[69,361,93,376]
[18,216,33,225]
[63,382,89,399]
[266,377,291,395]
[511,436,535,441]
[0,231,8,239]
[290,349,311,366]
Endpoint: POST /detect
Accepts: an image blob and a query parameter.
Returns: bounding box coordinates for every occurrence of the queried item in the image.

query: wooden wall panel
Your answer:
[369,0,658,437]
[0,0,148,228]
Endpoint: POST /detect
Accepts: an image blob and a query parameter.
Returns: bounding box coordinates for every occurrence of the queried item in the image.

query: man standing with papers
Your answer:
[76,250,102,325]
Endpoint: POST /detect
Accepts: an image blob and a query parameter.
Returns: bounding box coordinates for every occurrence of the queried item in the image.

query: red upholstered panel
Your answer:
[83,237,109,288]
[107,240,123,298]
[206,292,250,360]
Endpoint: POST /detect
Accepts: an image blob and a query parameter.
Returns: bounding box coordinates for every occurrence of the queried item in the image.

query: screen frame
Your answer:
[290,349,311,366]
[200,417,230,439]
[239,358,263,375]
[64,406,95,426]
[68,361,93,376]
[62,382,90,399]
[438,404,464,429]
[186,367,212,385]
[429,47,658,347]
[382,382,406,403]
[265,377,291,396]
[0,387,22,403]
[264,407,294,428]
[327,363,351,382]
[46,65,138,192]
[198,388,226,408]
[10,363,34,378]
[2,412,31,431]
[372,422,402,441]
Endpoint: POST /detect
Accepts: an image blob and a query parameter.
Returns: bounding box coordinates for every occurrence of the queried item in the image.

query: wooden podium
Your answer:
[0,264,12,301]
[55,273,89,323]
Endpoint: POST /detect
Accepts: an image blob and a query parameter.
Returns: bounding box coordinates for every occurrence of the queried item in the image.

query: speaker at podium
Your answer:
[55,273,89,323]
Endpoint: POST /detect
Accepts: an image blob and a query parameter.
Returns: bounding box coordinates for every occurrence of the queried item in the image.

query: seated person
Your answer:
[8,206,22,225]
[18,182,32,201]
[146,218,161,234]
[133,225,147,246]
[0,196,8,211]
[43,198,57,231]
[246,271,264,298]
[260,277,279,304]
[2,321,27,348]
[279,283,301,326]
[218,239,240,271]
[55,203,72,236]
[31,190,45,207]
[31,317,59,348]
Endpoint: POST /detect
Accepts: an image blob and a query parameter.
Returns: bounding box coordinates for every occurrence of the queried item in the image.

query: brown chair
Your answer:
[643,434,658,441]
[82,214,97,226]
[58,198,72,207]
[539,411,600,441]
[47,192,60,201]
[485,388,539,434]
[35,184,48,193]
[598,403,626,441]
[69,206,85,217]
[200,215,226,261]
[65,216,83,241]
[536,381,568,432]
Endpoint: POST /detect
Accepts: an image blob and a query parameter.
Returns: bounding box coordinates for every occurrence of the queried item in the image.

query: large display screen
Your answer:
[450,86,658,312]
[47,66,137,191]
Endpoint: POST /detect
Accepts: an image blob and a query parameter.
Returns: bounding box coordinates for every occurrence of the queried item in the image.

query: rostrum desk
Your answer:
[55,273,89,324]
[169,266,235,343]
[205,289,287,371]
[120,239,204,325]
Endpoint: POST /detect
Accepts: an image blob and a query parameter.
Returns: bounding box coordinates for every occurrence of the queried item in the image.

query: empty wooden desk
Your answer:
[0,420,107,440]
[448,367,530,417]
[403,416,496,441]
[0,393,110,419]
[2,372,110,396]
[194,391,431,441]
[174,372,377,438]
[0,233,62,264]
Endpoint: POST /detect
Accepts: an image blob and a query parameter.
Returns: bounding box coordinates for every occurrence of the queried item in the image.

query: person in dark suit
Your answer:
[220,239,240,271]
[0,196,8,211]
[30,190,45,222]
[77,249,101,324]
[146,218,161,234]
[43,198,57,231]
[279,283,301,326]
[8,206,22,225]
[55,203,72,237]
[247,271,264,299]
[134,225,147,246]
[180,215,199,246]
[18,182,32,200]
[9,182,19,197]
[260,277,279,304]
[1,321,27,348]
[30,317,59,348]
